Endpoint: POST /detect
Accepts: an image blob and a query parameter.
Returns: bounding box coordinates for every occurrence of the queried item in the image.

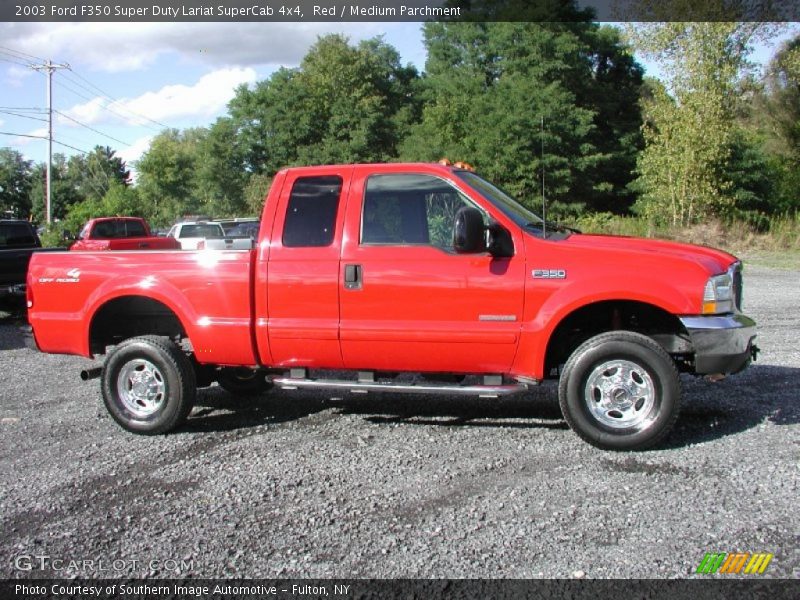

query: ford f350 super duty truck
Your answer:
[26,162,758,450]
[71,217,180,251]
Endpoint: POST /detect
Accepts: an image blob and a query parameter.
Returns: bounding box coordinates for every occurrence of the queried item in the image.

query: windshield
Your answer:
[454,171,569,239]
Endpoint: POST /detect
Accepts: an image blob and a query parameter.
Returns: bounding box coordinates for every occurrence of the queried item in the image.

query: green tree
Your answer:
[29,154,83,222]
[193,117,248,217]
[749,35,800,215]
[65,146,131,201]
[401,20,643,214]
[63,180,148,234]
[243,173,273,215]
[627,22,775,225]
[136,129,202,225]
[0,148,33,218]
[228,34,420,175]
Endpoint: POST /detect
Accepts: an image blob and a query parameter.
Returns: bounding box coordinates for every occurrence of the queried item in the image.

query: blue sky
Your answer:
[0,22,796,177]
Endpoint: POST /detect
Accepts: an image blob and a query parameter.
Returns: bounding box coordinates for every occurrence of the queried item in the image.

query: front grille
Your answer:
[731,262,743,311]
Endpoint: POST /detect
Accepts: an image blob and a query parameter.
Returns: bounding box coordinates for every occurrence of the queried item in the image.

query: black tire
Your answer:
[101,335,196,434]
[558,331,681,451]
[217,368,272,396]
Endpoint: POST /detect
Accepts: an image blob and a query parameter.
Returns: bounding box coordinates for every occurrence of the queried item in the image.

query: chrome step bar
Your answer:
[272,377,528,398]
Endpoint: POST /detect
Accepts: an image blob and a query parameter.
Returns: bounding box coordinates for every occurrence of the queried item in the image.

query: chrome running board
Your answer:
[272,377,528,399]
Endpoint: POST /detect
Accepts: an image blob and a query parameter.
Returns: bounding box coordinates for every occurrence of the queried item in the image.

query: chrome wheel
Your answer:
[117,359,166,418]
[584,359,656,430]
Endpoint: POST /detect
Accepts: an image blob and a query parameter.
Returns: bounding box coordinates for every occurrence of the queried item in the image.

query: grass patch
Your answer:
[563,213,800,269]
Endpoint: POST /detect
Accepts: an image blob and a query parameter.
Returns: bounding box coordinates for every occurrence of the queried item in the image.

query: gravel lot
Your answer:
[1,264,798,580]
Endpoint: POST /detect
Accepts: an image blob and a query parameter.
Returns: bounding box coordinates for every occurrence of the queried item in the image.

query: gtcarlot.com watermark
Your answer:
[14,553,193,573]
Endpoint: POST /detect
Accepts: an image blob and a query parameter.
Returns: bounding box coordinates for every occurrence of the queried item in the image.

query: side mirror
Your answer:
[453,207,486,253]
[487,222,514,258]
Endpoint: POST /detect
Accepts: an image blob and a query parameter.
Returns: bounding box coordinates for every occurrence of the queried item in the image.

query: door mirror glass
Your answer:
[453,207,487,253]
[487,222,514,258]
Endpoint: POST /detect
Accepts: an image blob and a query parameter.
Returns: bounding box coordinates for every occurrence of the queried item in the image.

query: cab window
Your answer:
[361,174,481,250]
[282,176,343,248]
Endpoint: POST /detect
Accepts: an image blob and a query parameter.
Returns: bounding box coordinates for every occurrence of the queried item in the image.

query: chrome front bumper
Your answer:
[679,314,758,375]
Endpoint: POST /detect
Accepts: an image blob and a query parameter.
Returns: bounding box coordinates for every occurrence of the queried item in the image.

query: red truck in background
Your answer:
[71,217,180,251]
[26,163,758,450]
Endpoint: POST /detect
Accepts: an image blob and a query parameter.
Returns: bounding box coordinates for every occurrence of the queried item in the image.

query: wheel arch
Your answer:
[539,299,690,379]
[88,294,192,356]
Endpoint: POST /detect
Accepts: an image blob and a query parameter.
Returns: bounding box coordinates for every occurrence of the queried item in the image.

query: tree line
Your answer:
[1,18,798,237]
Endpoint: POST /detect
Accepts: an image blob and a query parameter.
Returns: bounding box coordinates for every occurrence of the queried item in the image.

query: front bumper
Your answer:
[679,314,757,375]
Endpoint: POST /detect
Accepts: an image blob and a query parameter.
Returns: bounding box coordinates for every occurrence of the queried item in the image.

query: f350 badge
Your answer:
[532,269,566,279]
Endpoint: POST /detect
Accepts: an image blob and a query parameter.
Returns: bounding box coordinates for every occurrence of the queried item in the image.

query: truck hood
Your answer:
[561,233,736,275]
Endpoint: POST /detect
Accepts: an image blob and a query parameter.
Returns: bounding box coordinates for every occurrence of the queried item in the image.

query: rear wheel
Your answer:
[558,331,681,450]
[101,336,196,434]
[217,368,272,396]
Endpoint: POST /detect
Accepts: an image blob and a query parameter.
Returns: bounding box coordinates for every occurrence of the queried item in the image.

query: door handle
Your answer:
[344,264,362,290]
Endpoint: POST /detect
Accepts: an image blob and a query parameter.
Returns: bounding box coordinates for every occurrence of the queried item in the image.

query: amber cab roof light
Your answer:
[438,158,475,172]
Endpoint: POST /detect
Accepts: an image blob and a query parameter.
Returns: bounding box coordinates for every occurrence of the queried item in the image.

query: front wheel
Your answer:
[101,336,196,434]
[558,331,681,451]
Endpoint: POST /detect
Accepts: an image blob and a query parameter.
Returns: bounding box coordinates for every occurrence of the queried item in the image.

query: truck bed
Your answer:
[27,249,257,366]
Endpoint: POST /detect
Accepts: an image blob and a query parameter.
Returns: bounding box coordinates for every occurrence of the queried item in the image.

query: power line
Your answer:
[0,130,46,140]
[0,130,90,154]
[31,60,70,225]
[0,45,47,63]
[52,76,163,133]
[54,109,133,147]
[0,109,49,123]
[62,68,172,130]
[0,54,34,69]
[0,106,47,112]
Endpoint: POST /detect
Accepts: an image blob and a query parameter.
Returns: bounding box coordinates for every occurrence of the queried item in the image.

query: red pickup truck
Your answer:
[71,217,180,251]
[26,163,757,450]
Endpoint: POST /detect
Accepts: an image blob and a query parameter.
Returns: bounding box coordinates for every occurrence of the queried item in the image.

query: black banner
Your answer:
[3,0,800,22]
[2,579,798,600]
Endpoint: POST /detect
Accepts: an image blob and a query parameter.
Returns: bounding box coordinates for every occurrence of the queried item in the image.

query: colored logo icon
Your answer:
[696,552,773,574]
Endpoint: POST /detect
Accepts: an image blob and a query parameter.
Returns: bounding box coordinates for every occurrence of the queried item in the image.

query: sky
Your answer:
[0,21,797,178]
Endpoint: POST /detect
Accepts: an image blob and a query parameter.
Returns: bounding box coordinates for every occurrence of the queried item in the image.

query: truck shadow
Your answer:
[183,384,567,434]
[0,311,30,350]
[183,364,800,450]
[663,364,800,449]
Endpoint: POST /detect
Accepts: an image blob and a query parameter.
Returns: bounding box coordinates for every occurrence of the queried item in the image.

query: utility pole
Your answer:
[31,60,69,225]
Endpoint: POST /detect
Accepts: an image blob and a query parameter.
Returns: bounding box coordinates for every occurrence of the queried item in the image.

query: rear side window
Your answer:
[282,176,342,247]
[124,220,146,237]
[0,222,36,246]
[180,224,223,238]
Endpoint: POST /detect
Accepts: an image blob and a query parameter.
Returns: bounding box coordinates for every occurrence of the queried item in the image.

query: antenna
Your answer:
[541,115,546,237]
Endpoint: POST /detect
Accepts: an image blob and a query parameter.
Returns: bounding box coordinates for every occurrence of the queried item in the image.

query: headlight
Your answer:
[702,272,734,314]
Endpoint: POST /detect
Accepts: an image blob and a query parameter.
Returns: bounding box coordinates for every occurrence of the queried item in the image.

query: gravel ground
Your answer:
[0,265,798,580]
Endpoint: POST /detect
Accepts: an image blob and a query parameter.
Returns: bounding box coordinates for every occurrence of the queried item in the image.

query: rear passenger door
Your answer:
[265,168,352,368]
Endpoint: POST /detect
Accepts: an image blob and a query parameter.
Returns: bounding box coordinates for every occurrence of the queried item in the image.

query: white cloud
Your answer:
[60,67,257,127]
[11,126,48,146]
[4,64,36,88]
[0,22,387,73]
[117,134,155,183]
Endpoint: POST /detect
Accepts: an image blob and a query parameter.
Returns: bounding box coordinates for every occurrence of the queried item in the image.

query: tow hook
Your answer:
[751,345,760,362]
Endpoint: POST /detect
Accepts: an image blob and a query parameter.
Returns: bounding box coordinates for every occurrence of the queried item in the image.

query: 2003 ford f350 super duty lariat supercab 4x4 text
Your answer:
[26,163,758,450]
